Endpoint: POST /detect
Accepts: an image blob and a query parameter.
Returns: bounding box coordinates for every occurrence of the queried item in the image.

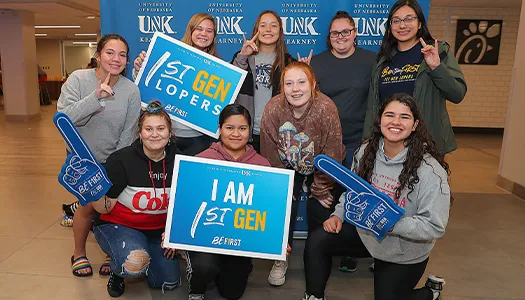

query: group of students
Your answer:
[58,0,466,299]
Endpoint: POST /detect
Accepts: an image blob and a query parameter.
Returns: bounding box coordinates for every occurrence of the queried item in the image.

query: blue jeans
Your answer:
[93,223,181,290]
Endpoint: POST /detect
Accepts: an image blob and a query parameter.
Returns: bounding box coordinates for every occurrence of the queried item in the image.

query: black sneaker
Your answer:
[107,272,125,297]
[425,275,445,300]
[338,256,357,272]
[62,202,78,217]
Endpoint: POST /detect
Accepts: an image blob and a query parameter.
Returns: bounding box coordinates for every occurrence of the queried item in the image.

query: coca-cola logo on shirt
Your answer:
[132,191,169,211]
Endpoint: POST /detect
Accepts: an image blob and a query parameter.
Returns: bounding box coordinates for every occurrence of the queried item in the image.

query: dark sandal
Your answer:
[71,255,93,277]
[99,255,111,276]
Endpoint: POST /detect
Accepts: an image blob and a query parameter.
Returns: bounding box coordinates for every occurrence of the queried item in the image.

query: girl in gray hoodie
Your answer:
[302,93,451,300]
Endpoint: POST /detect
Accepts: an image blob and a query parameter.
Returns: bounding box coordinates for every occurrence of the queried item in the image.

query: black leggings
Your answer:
[287,174,343,248]
[186,251,252,300]
[304,223,433,300]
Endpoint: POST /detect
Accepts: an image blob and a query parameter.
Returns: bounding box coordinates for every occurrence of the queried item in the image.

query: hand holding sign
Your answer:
[314,154,404,240]
[53,113,112,206]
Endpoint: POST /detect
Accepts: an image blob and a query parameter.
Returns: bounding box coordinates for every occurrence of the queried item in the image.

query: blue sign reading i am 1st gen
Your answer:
[164,155,295,260]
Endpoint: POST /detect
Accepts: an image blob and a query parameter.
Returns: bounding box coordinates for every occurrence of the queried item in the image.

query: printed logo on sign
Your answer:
[144,50,227,117]
[215,16,244,35]
[138,16,175,34]
[280,3,320,46]
[191,179,265,240]
[281,17,319,36]
[352,3,390,47]
[137,2,176,44]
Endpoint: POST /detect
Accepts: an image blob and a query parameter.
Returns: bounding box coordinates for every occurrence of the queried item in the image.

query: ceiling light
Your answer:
[72,41,97,45]
[75,33,97,36]
[86,16,96,19]
[35,33,48,37]
[35,25,81,29]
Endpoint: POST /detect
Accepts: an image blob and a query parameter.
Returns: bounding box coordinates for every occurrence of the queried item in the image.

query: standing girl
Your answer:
[58,34,142,277]
[232,10,295,152]
[363,0,467,154]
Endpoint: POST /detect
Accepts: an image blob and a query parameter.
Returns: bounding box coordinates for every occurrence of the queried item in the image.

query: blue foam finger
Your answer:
[53,113,112,206]
[314,154,405,240]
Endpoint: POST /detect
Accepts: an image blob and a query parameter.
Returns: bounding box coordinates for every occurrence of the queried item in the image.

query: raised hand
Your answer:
[420,38,440,70]
[134,50,146,72]
[297,49,313,65]
[95,72,114,99]
[240,31,259,56]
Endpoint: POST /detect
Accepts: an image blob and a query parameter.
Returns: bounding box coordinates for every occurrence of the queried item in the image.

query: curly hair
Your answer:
[353,93,450,201]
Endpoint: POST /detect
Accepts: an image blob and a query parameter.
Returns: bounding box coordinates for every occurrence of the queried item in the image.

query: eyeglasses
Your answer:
[390,15,418,27]
[329,28,355,38]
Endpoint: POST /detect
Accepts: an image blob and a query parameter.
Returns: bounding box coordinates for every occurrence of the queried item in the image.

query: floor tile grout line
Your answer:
[456,140,501,159]
[0,216,64,265]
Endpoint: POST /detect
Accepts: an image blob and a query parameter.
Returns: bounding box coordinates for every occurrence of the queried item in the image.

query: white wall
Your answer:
[428,7,520,128]
[36,39,62,79]
[64,46,92,75]
[499,2,525,187]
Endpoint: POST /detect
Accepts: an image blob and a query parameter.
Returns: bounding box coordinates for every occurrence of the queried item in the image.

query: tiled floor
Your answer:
[1,104,523,300]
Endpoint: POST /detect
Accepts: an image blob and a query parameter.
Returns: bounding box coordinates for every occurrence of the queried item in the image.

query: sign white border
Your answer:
[164,155,294,261]
[135,32,247,139]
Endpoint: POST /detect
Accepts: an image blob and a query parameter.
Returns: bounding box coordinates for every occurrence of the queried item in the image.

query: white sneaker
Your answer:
[268,260,288,286]
[189,294,204,300]
[301,292,325,300]
[425,275,445,300]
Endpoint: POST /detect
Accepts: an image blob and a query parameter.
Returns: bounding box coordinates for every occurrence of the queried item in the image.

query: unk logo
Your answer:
[281,17,319,36]
[354,17,388,37]
[138,16,175,34]
[215,16,244,35]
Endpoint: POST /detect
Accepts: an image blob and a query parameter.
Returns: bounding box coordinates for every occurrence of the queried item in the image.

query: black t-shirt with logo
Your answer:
[379,43,423,102]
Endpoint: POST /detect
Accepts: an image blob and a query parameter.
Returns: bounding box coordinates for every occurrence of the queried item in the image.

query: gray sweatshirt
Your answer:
[332,139,450,264]
[57,69,141,163]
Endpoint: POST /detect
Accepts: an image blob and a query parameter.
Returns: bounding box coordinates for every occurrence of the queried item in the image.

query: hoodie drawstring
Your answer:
[148,159,167,205]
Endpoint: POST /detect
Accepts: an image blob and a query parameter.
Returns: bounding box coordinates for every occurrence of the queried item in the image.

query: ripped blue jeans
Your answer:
[94,223,181,291]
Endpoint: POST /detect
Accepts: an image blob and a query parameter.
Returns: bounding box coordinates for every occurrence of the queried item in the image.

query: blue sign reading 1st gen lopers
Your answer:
[164,155,295,260]
[134,32,247,138]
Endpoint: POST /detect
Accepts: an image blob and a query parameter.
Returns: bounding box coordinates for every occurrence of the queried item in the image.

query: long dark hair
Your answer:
[95,34,129,76]
[377,0,434,63]
[353,93,450,200]
[251,10,288,84]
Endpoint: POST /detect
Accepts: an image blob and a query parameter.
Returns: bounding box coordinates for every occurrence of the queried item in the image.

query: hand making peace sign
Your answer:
[420,38,440,70]
[95,72,114,99]
[240,31,259,56]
